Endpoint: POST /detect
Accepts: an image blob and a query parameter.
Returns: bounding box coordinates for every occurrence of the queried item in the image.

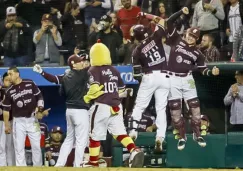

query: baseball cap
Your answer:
[6,7,16,16]
[67,54,89,70]
[51,126,63,134]
[187,27,200,39]
[100,15,112,23]
[42,14,53,21]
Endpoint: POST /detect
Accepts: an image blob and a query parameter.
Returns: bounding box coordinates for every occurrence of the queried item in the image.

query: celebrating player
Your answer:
[0,72,15,166]
[2,67,44,166]
[82,40,144,168]
[165,10,219,150]
[128,8,189,152]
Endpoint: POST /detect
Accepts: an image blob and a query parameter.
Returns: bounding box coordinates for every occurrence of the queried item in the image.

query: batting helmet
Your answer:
[187,27,200,40]
[67,54,89,70]
[132,24,149,41]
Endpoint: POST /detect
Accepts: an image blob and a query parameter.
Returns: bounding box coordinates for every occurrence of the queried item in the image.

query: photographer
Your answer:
[88,14,122,64]
[33,14,62,66]
[0,7,31,67]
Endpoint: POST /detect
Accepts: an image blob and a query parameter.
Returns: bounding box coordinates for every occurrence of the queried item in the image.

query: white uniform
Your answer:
[55,109,89,167]
[0,120,15,166]
[131,25,170,140]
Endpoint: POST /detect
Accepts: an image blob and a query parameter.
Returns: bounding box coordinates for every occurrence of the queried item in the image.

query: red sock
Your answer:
[115,135,136,153]
[89,138,100,163]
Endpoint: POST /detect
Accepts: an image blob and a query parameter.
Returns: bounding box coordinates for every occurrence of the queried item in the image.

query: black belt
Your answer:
[164,71,192,77]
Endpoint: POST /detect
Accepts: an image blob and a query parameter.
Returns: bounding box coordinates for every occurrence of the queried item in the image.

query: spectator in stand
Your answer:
[0,0,18,21]
[0,7,31,67]
[117,0,141,40]
[114,0,137,11]
[224,70,243,131]
[199,34,221,62]
[137,0,152,13]
[33,14,62,66]
[79,0,111,28]
[61,2,87,64]
[155,2,167,19]
[192,0,225,48]
[89,14,122,64]
[109,12,123,37]
[232,25,243,61]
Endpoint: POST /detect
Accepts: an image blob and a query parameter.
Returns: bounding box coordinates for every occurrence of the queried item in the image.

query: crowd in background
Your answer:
[0,0,243,67]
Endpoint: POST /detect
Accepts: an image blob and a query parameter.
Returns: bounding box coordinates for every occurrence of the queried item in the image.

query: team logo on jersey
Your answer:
[176,56,183,63]
[17,101,23,108]
[179,41,186,46]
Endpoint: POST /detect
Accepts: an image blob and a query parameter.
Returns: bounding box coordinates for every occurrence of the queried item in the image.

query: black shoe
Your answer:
[193,134,206,147]
[177,139,186,150]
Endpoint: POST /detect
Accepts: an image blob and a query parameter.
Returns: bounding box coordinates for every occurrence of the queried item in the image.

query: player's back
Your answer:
[88,65,125,107]
[132,25,167,73]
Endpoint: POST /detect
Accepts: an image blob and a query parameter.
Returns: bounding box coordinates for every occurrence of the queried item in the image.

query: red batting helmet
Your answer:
[187,27,200,40]
[67,54,88,70]
[132,24,149,41]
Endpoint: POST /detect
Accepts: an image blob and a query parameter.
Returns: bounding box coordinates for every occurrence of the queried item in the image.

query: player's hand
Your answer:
[46,151,52,161]
[74,47,80,55]
[33,64,43,74]
[42,108,51,116]
[126,88,133,97]
[137,12,147,19]
[5,124,11,134]
[146,126,153,132]
[182,7,189,15]
[212,66,219,76]
[226,29,231,36]
[129,129,138,141]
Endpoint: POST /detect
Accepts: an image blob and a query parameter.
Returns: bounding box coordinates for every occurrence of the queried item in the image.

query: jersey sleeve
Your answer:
[152,24,166,42]
[166,22,180,44]
[88,68,101,85]
[32,81,44,108]
[132,47,140,66]
[2,91,11,111]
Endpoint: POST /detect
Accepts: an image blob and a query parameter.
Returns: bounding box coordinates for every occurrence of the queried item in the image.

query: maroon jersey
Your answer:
[167,25,207,73]
[88,66,125,106]
[2,79,44,118]
[48,144,61,166]
[132,24,167,73]
[0,88,12,121]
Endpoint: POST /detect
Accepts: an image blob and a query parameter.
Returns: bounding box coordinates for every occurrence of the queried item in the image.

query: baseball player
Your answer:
[163,9,220,150]
[2,66,45,166]
[128,8,189,152]
[81,40,144,168]
[34,54,91,167]
[0,72,15,166]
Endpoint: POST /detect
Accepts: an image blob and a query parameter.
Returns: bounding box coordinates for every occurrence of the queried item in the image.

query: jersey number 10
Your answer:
[104,82,118,93]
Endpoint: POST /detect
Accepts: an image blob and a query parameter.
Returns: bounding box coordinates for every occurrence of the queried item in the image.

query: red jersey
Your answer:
[117,6,141,40]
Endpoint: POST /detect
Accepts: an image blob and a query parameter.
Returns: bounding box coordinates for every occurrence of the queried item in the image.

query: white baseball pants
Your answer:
[89,103,127,141]
[0,121,15,166]
[132,71,170,139]
[55,109,89,167]
[12,117,42,166]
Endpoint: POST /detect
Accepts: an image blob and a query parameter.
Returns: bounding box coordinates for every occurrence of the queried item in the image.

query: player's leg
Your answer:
[72,109,89,167]
[6,121,15,166]
[12,118,28,166]
[154,86,170,151]
[108,104,144,168]
[169,75,186,150]
[182,75,206,147]
[27,118,42,166]
[84,104,109,167]
[130,74,156,139]
[0,121,7,166]
[55,109,75,167]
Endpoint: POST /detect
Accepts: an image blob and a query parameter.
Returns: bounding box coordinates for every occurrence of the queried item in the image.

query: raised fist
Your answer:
[212,66,219,76]
[182,7,189,15]
[33,64,43,74]
[137,12,147,19]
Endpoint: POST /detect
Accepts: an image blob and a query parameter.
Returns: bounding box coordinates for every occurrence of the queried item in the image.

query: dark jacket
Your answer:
[61,68,90,110]
[0,17,31,57]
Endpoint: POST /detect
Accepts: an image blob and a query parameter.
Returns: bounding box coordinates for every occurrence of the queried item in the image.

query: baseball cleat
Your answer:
[193,134,206,147]
[81,161,99,168]
[129,148,144,168]
[154,137,164,152]
[177,138,186,150]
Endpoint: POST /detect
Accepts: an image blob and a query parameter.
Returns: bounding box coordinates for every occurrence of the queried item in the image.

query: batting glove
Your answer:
[33,64,43,74]
[129,129,138,141]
